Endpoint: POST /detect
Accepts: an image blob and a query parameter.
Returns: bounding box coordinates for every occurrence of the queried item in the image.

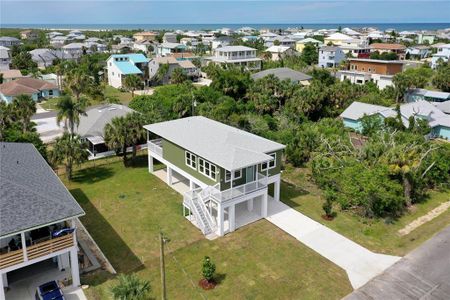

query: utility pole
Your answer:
[160,231,167,300]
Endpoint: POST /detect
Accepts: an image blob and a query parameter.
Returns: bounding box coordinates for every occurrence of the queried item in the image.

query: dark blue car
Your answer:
[35,281,65,300]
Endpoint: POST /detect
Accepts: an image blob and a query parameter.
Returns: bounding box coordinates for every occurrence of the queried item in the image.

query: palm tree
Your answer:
[0,101,11,140]
[170,67,188,84]
[50,133,88,180]
[155,63,169,84]
[123,74,142,97]
[11,94,36,133]
[110,274,151,300]
[104,116,129,165]
[56,95,87,135]
[126,113,146,162]
[65,68,92,101]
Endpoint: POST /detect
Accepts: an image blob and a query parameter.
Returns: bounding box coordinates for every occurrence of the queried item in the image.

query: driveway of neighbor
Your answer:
[266,200,401,289]
[344,225,450,299]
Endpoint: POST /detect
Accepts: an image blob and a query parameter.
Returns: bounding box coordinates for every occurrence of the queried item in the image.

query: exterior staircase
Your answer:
[183,187,217,236]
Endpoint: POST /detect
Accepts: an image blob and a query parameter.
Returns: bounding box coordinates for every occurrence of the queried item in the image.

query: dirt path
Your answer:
[398,201,450,236]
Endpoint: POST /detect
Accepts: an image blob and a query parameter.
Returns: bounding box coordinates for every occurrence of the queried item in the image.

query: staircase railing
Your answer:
[184,187,216,235]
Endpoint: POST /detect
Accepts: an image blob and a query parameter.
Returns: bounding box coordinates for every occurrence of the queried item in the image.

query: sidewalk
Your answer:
[266,200,401,289]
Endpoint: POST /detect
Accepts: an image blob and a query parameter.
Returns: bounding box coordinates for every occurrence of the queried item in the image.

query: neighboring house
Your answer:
[61,43,85,59]
[340,101,450,139]
[0,69,23,82]
[264,36,296,48]
[251,67,312,86]
[0,77,60,103]
[0,142,85,300]
[0,37,21,47]
[20,30,38,40]
[29,48,64,69]
[47,31,63,39]
[324,33,368,49]
[156,42,187,56]
[406,88,450,103]
[295,38,323,53]
[145,116,285,237]
[417,33,436,45]
[163,32,178,43]
[0,46,11,71]
[369,43,407,59]
[236,27,257,35]
[74,104,139,159]
[339,58,404,89]
[265,45,295,61]
[206,46,262,71]
[431,44,450,69]
[133,40,154,53]
[406,46,431,60]
[210,36,233,50]
[318,46,346,68]
[133,31,157,42]
[106,53,149,88]
[149,56,200,84]
[50,35,68,47]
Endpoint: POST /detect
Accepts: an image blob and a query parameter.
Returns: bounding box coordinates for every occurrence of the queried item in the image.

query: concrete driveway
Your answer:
[344,225,450,299]
[266,200,400,289]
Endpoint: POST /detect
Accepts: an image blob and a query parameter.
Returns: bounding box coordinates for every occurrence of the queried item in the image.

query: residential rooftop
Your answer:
[251,67,312,82]
[144,116,285,171]
[0,77,57,96]
[0,142,85,237]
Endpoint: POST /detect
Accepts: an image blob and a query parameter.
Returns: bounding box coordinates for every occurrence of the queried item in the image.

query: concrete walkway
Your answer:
[266,200,401,289]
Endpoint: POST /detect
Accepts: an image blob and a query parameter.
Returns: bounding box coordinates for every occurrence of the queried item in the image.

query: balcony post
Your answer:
[20,232,28,262]
[261,193,268,218]
[0,273,5,300]
[274,178,280,202]
[148,153,154,173]
[217,203,224,236]
[70,248,80,287]
[229,204,236,232]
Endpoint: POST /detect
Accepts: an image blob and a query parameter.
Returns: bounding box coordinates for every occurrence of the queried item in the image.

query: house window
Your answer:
[261,153,277,171]
[198,158,217,180]
[49,90,53,96]
[225,169,242,182]
[185,151,197,170]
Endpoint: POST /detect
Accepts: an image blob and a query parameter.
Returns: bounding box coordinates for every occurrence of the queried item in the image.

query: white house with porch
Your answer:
[144,117,285,238]
[0,142,85,300]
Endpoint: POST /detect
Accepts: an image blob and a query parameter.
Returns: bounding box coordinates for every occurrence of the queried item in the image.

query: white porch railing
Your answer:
[212,172,268,202]
[148,138,163,157]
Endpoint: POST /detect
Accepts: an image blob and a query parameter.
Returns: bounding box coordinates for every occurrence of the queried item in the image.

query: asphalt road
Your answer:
[344,225,450,299]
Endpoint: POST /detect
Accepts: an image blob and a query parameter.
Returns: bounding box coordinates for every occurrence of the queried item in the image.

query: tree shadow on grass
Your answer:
[214,273,227,285]
[71,188,145,286]
[280,181,312,209]
[72,166,115,184]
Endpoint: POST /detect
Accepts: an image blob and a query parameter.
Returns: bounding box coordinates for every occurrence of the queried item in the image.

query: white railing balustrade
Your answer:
[148,138,163,156]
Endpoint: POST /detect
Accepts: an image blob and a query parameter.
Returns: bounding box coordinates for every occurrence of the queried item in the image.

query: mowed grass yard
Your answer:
[63,157,352,300]
[281,165,450,256]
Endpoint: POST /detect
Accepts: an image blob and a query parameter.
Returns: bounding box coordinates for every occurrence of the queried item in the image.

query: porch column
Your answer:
[189,180,195,190]
[0,273,5,300]
[166,167,173,185]
[274,178,281,202]
[261,194,268,218]
[21,232,28,262]
[148,153,154,173]
[217,203,224,236]
[70,248,80,287]
[229,204,236,232]
[1,273,7,288]
[247,199,253,212]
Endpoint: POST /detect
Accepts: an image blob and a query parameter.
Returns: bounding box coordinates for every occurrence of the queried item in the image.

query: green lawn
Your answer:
[103,86,133,105]
[64,157,352,299]
[40,97,61,110]
[281,165,450,256]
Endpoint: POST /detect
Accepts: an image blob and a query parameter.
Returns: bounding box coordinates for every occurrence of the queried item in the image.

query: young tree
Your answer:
[124,74,142,97]
[11,94,36,133]
[202,256,216,283]
[50,133,88,180]
[300,43,319,65]
[432,64,450,92]
[56,95,87,135]
[110,274,151,300]
[104,116,129,165]
[126,112,146,161]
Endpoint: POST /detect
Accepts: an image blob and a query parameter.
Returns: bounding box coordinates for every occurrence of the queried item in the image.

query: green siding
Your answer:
[162,139,217,186]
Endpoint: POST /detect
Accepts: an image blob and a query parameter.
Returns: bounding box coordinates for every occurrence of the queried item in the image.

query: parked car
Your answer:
[35,281,65,300]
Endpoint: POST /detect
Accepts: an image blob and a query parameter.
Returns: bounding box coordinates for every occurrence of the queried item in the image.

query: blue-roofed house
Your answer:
[107,53,149,88]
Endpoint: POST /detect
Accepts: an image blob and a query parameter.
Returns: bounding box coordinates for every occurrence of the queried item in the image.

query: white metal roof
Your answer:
[144,116,285,170]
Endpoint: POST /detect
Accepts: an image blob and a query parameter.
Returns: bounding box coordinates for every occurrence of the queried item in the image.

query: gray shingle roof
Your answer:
[251,67,312,82]
[0,142,85,237]
[144,116,285,170]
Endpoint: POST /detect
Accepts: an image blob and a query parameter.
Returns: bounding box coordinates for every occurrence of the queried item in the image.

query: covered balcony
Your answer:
[148,138,163,157]
[0,222,75,270]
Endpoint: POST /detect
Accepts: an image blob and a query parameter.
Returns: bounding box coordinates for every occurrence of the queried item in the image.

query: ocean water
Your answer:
[1,23,450,31]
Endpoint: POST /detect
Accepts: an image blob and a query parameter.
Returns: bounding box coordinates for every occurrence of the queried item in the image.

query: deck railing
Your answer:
[0,233,74,270]
[214,172,268,202]
[148,139,163,157]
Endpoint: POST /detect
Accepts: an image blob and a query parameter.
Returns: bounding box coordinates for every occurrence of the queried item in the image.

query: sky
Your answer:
[1,0,450,24]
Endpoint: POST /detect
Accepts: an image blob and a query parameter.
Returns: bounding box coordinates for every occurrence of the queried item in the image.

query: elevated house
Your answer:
[406,45,431,60]
[339,58,404,89]
[369,43,406,59]
[145,117,285,237]
[340,101,450,139]
[0,46,11,71]
[0,77,59,103]
[431,44,450,69]
[0,142,85,299]
[106,53,149,88]
[205,46,262,71]
[318,46,346,68]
